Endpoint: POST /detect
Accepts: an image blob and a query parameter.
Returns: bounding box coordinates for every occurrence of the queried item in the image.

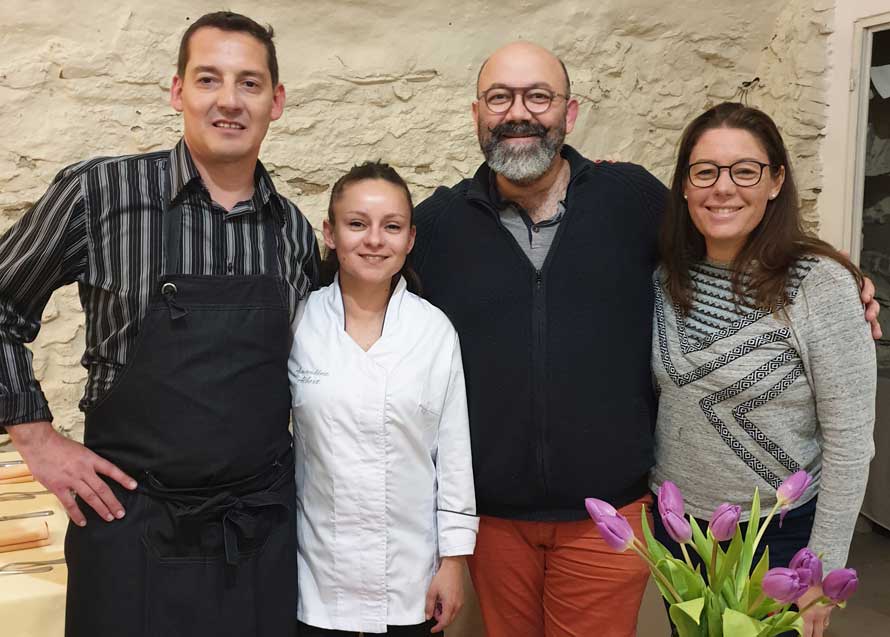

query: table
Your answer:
[0,451,67,637]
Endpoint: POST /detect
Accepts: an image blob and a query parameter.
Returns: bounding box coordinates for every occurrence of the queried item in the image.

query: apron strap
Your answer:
[260,199,281,275]
[170,489,289,566]
[139,448,293,566]
[162,200,185,277]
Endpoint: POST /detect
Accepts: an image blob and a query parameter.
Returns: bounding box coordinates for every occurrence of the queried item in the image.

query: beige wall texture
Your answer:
[0,0,834,441]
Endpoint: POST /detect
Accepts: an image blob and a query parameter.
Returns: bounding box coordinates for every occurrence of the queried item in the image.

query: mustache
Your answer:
[488,121,548,141]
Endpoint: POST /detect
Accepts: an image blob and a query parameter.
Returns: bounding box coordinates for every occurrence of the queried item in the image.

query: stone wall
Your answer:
[0,0,834,441]
[753,0,835,233]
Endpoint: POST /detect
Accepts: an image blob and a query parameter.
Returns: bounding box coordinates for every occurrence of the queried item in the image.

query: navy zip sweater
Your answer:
[412,145,668,520]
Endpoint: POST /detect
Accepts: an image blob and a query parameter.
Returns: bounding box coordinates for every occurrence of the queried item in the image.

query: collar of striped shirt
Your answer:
[168,140,283,221]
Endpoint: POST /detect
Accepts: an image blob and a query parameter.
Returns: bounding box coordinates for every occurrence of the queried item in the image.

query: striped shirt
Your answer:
[0,139,319,428]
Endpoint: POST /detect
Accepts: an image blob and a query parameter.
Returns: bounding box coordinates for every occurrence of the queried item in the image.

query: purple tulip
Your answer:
[656,481,691,544]
[822,568,858,603]
[585,498,617,522]
[658,481,686,518]
[709,503,741,542]
[761,567,810,604]
[776,471,812,525]
[593,512,636,552]
[788,548,823,587]
[585,497,635,552]
[776,470,812,505]
[661,509,692,544]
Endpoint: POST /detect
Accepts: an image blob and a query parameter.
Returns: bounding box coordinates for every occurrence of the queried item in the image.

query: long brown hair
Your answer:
[320,161,422,294]
[659,102,862,313]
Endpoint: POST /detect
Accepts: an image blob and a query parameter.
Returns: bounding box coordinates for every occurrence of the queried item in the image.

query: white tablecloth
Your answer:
[0,451,67,637]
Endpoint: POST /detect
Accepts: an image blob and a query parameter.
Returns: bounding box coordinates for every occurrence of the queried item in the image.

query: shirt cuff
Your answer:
[0,390,53,431]
[437,511,479,557]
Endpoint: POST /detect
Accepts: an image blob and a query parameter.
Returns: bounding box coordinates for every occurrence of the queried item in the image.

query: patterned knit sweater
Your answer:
[651,257,876,572]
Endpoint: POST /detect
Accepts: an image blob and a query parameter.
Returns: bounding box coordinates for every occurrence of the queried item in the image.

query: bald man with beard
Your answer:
[409,41,884,637]
[410,42,666,636]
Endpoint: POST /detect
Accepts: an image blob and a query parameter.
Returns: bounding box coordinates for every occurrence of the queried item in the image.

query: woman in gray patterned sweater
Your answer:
[651,102,876,636]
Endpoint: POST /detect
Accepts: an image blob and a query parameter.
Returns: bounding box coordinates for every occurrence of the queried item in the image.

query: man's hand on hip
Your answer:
[6,421,137,526]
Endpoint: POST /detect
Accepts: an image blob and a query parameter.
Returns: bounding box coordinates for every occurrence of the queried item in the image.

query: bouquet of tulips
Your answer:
[585,471,858,636]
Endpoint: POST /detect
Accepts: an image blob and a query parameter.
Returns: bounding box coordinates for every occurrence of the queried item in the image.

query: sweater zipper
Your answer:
[467,169,589,504]
[532,268,549,497]
[468,196,553,498]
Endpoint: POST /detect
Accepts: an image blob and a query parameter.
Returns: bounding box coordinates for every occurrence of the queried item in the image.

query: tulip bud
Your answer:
[822,568,858,603]
[593,512,636,552]
[776,471,812,525]
[585,497,636,552]
[585,498,617,523]
[658,481,686,518]
[788,548,822,587]
[708,503,741,542]
[776,470,812,505]
[657,481,691,544]
[761,567,809,604]
[661,509,692,544]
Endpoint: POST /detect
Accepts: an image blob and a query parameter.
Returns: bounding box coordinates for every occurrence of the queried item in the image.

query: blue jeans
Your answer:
[651,494,817,635]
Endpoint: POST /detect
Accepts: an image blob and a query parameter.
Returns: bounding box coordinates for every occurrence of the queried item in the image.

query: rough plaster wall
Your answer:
[0,0,832,441]
[751,0,836,233]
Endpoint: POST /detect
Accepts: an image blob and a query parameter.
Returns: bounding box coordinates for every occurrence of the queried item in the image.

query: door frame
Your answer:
[819,3,890,257]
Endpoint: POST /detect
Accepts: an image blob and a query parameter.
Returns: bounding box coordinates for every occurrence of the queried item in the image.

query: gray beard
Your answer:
[481,128,564,185]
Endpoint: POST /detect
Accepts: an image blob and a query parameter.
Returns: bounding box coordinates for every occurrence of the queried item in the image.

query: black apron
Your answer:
[65,197,297,637]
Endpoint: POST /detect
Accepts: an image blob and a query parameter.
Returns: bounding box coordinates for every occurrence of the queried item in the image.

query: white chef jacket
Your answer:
[289,276,478,633]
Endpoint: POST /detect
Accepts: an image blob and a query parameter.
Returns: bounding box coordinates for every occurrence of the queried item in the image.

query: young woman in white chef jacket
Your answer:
[289,162,478,636]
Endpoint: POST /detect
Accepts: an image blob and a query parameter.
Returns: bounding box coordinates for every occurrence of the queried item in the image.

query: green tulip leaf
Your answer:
[669,597,705,637]
[651,558,682,603]
[668,609,703,637]
[689,515,712,563]
[720,572,741,611]
[713,527,744,595]
[736,488,761,593]
[641,503,670,563]
[759,612,803,636]
[742,546,770,614]
[705,591,724,637]
[757,599,782,618]
[723,608,768,637]
[677,597,705,622]
[663,556,706,599]
[751,545,770,582]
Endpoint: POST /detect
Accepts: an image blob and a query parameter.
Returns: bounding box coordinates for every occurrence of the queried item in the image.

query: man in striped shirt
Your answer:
[0,11,316,636]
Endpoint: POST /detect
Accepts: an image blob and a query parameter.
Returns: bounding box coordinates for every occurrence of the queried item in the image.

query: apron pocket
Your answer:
[141,495,297,637]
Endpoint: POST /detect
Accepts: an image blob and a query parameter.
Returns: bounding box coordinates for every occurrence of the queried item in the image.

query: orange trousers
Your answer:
[467,495,652,637]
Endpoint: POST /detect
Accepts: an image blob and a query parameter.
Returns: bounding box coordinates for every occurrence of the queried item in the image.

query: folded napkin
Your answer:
[0,519,50,553]
[0,462,33,484]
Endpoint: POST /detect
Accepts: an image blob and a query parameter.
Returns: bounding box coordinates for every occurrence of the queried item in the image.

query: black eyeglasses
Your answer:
[687,160,778,188]
[477,86,569,114]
